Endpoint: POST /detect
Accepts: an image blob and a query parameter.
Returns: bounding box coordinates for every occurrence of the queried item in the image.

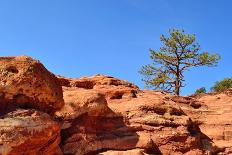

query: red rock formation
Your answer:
[57,74,139,100]
[99,149,148,155]
[0,56,63,155]
[0,109,61,155]
[187,91,232,154]
[1,56,231,155]
[55,87,108,121]
[56,75,216,155]
[0,56,64,114]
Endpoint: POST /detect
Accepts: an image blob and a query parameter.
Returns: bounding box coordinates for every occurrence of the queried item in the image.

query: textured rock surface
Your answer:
[1,55,231,155]
[0,56,64,155]
[184,92,232,155]
[57,74,139,100]
[0,109,61,155]
[0,56,64,115]
[98,149,148,155]
[55,87,108,121]
[107,91,215,155]
[56,75,216,155]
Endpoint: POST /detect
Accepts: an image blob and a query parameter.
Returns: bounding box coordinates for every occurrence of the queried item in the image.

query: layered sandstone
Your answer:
[0,109,61,155]
[57,74,139,100]
[192,91,232,154]
[56,75,216,155]
[1,56,231,155]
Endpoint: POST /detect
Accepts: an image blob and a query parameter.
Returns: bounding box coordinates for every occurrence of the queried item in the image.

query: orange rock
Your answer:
[57,74,139,100]
[56,75,214,155]
[0,109,62,155]
[0,56,64,114]
[184,92,232,154]
[99,149,148,155]
[55,87,108,121]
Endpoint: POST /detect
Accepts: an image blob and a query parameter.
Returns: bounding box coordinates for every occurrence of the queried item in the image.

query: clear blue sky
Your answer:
[0,0,231,95]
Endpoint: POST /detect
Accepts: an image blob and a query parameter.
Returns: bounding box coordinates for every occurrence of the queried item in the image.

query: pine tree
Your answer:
[139,29,220,95]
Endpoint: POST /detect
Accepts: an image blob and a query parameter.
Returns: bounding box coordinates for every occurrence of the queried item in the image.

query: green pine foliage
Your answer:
[139,29,220,95]
[211,78,232,92]
[195,87,207,94]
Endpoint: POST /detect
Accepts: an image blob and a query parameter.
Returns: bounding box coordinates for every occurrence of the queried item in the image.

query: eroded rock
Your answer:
[0,56,64,114]
[56,78,213,155]
[57,74,139,100]
[0,109,61,155]
[98,149,148,155]
[186,92,232,154]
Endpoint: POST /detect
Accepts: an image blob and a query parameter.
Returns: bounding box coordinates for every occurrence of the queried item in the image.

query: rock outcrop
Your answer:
[1,56,232,155]
[0,109,61,155]
[99,149,149,155]
[189,92,232,154]
[0,56,63,155]
[0,56,64,115]
[57,74,139,100]
[56,75,216,155]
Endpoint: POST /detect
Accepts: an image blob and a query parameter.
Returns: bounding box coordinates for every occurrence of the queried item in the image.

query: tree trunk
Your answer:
[175,67,180,96]
[175,79,180,96]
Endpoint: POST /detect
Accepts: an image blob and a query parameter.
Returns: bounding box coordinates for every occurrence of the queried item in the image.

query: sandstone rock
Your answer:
[56,87,134,155]
[55,87,109,124]
[57,74,138,89]
[0,56,64,115]
[57,74,139,100]
[108,90,209,155]
[0,109,61,155]
[171,96,202,109]
[98,149,148,155]
[186,93,232,154]
[56,78,213,155]
[3,56,231,154]
[60,112,145,155]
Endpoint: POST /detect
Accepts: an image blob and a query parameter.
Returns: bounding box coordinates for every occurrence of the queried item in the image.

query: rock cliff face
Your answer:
[1,56,231,155]
[187,91,232,155]
[56,75,216,155]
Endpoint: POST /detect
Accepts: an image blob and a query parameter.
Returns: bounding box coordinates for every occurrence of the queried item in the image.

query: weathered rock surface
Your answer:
[0,56,64,115]
[0,109,61,155]
[55,87,108,121]
[57,74,139,100]
[181,91,232,155]
[1,55,231,155]
[56,75,216,155]
[98,149,148,155]
[107,91,216,155]
[0,56,64,155]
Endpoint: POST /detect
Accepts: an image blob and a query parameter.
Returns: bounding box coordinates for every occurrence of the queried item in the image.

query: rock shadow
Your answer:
[60,107,161,155]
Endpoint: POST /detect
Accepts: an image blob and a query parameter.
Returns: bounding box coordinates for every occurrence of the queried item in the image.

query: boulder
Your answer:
[0,56,64,115]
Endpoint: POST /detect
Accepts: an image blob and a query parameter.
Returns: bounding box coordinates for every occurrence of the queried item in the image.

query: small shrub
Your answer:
[211,78,232,92]
[195,87,206,94]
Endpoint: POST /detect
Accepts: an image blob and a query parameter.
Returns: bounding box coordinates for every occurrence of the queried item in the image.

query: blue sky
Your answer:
[0,0,231,95]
